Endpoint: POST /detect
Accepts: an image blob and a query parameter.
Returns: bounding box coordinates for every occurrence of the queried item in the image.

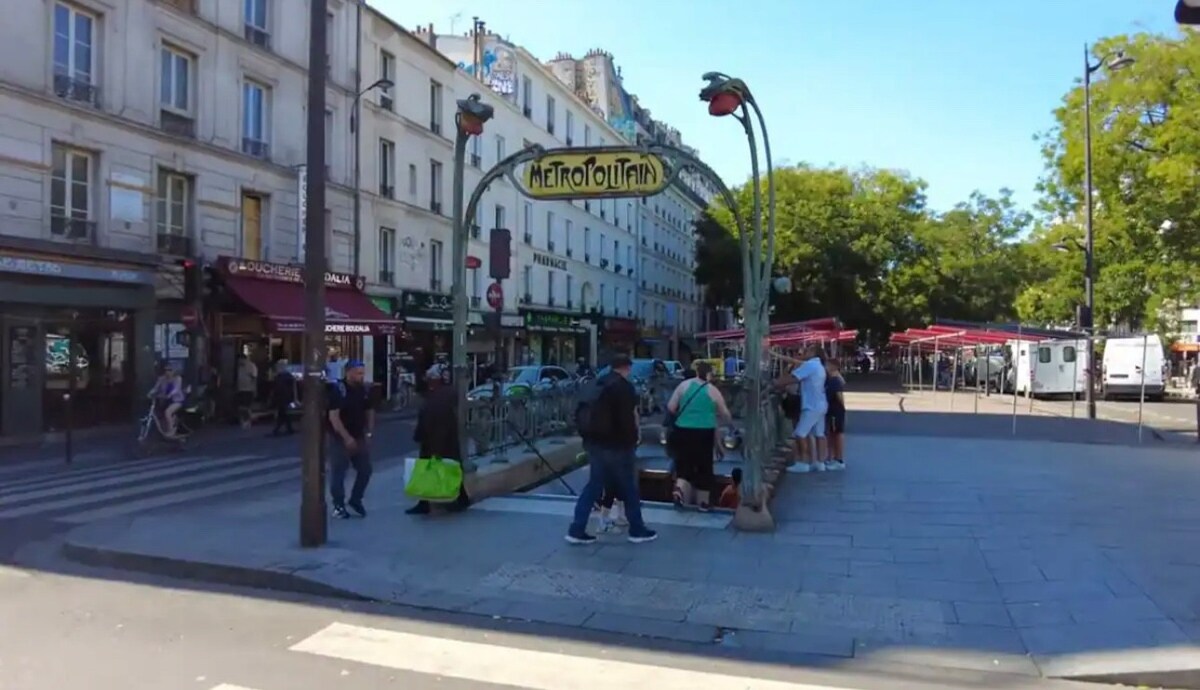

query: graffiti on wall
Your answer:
[457,43,517,100]
[580,53,638,143]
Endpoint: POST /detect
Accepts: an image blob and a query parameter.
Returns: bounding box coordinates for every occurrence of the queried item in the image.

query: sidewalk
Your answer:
[62,431,1200,686]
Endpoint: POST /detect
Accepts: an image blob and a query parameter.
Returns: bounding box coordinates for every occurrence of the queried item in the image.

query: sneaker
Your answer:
[348,500,367,517]
[565,531,598,545]
[787,462,811,474]
[627,528,658,544]
[827,460,846,471]
[332,505,351,519]
[812,461,827,473]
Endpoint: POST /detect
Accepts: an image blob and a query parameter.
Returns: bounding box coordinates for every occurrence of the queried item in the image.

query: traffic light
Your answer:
[203,265,220,298]
[489,227,511,280]
[178,258,201,303]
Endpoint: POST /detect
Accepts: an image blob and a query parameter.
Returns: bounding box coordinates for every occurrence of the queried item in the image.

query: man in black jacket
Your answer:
[567,354,657,545]
[406,364,470,514]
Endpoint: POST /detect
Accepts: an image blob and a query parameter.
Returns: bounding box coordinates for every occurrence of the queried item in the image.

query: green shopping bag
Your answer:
[404,456,463,502]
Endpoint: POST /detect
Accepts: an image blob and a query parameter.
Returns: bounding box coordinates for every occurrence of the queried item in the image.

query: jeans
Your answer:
[329,435,372,507]
[570,443,646,535]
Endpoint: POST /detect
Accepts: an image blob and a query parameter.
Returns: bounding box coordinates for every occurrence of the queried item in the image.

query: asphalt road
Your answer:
[0,540,1111,690]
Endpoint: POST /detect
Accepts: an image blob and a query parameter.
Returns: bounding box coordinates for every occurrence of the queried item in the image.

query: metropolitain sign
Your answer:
[521,148,669,200]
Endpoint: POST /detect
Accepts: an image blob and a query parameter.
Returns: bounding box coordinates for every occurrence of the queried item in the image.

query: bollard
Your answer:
[63,392,73,465]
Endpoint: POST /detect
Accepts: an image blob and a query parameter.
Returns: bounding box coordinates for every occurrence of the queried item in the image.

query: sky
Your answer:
[379,0,1177,213]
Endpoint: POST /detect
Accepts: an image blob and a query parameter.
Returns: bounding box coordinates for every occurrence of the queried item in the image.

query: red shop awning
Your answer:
[224,275,400,335]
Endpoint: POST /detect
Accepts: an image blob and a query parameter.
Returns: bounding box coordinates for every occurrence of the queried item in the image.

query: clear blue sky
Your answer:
[380,0,1176,212]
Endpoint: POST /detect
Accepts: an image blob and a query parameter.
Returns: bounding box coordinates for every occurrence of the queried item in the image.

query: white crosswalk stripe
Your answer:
[288,622,853,690]
[0,453,298,524]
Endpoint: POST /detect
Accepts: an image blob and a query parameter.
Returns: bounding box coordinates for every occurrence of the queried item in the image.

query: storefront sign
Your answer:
[0,254,155,285]
[469,311,523,328]
[521,148,668,200]
[532,252,567,271]
[401,290,453,321]
[223,257,365,290]
[522,309,581,331]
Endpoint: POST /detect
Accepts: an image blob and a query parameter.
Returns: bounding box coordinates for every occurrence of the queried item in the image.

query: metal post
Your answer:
[451,129,470,464]
[932,337,940,404]
[974,347,980,414]
[1028,340,1037,414]
[949,346,959,410]
[1071,337,1080,417]
[1138,332,1148,443]
[1083,44,1098,420]
[300,0,329,549]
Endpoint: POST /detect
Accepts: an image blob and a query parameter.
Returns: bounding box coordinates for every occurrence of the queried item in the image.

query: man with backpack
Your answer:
[567,354,658,545]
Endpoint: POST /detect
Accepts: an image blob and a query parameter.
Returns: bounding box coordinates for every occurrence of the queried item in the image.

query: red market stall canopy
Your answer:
[887,325,1041,351]
[697,317,840,342]
[768,328,859,347]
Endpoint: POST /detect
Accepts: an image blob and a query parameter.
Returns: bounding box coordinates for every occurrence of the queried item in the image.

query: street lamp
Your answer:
[451,94,494,463]
[699,72,777,522]
[1082,44,1133,419]
[350,78,394,278]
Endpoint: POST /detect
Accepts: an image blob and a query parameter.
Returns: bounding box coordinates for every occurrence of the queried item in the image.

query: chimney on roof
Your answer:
[427,24,436,49]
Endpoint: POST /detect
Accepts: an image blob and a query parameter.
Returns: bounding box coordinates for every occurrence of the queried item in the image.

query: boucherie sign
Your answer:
[223,258,365,290]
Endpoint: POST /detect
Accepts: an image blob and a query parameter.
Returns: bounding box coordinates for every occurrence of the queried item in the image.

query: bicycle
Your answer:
[134,398,193,457]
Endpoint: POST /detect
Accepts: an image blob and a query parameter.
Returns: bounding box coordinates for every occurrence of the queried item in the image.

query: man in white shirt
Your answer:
[786,345,828,473]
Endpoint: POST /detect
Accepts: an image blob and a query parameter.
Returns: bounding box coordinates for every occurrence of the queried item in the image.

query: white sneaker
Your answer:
[812,461,827,473]
[826,460,846,471]
[787,463,811,474]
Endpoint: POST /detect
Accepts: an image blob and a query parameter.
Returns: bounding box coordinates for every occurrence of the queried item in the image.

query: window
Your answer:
[53,2,97,103]
[160,45,191,113]
[1063,346,1077,363]
[378,139,395,197]
[566,274,573,306]
[378,227,395,284]
[469,267,480,299]
[522,202,532,242]
[547,270,556,305]
[429,239,444,291]
[546,95,556,135]
[407,163,417,197]
[429,80,443,134]
[50,144,92,239]
[546,211,554,249]
[584,227,591,260]
[564,219,572,254]
[155,170,191,253]
[626,245,633,270]
[521,76,532,117]
[324,109,334,175]
[243,0,269,47]
[324,12,334,73]
[241,79,269,158]
[565,111,574,145]
[429,160,442,212]
[583,124,591,146]
[600,282,607,311]
[495,135,505,164]
[600,233,607,262]
[612,239,619,267]
[523,265,532,298]
[1038,347,1052,364]
[494,204,506,230]
[469,135,481,168]
[379,51,395,110]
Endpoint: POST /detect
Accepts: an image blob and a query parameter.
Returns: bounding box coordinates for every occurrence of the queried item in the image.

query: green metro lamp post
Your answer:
[699,72,777,517]
[451,94,495,461]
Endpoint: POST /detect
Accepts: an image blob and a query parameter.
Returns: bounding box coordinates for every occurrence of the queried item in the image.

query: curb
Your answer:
[61,538,371,603]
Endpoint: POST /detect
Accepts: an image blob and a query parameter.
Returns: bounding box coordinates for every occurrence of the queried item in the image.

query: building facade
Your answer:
[0,0,387,438]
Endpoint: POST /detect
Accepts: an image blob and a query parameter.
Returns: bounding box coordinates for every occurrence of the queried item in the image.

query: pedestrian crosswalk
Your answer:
[0,452,299,525]
[202,621,857,690]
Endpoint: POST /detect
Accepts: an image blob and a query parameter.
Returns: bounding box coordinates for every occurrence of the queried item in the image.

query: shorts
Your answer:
[793,408,826,439]
[826,410,846,435]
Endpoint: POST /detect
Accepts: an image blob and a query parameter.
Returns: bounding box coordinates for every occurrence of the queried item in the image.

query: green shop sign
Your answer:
[522,309,579,331]
[401,290,453,320]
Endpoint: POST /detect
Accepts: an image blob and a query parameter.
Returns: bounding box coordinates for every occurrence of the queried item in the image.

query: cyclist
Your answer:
[149,363,187,438]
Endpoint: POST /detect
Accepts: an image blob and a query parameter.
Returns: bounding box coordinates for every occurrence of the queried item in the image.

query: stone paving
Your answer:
[61,428,1200,683]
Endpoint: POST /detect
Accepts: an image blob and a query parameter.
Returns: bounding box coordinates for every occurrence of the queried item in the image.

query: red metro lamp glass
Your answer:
[456,94,494,137]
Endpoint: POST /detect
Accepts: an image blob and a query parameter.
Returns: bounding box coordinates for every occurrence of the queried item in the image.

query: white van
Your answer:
[1012,339,1090,397]
[1102,335,1166,400]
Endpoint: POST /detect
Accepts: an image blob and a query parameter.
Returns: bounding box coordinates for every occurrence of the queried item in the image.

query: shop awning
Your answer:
[225,275,400,335]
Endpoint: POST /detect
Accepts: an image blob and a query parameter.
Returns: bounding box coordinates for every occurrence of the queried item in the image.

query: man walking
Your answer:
[567,354,657,545]
[327,360,375,519]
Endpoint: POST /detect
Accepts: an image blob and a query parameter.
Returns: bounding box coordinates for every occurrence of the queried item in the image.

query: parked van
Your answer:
[1012,339,1090,398]
[1102,336,1166,400]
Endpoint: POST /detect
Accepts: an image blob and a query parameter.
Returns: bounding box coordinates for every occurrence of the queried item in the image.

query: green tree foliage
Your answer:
[1028,30,1200,331]
[692,166,1033,341]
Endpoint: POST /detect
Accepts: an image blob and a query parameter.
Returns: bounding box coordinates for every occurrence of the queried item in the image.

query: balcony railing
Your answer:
[53,74,99,106]
[379,184,394,198]
[160,110,195,138]
[156,232,193,256]
[470,296,481,308]
[51,216,96,242]
[430,278,443,292]
[244,24,271,49]
[429,200,442,215]
[430,121,442,136]
[242,137,270,159]
[470,153,481,168]
[378,269,395,285]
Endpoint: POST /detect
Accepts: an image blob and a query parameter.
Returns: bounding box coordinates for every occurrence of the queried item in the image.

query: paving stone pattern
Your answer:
[63,431,1200,680]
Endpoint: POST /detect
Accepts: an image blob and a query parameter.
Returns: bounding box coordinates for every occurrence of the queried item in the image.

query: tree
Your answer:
[1030,30,1200,331]
[692,209,742,309]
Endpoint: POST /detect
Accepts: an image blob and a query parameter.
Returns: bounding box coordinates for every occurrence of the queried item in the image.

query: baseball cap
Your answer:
[345,359,365,369]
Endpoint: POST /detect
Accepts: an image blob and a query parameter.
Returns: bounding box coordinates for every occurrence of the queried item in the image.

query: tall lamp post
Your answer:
[350,78,394,278]
[451,95,495,462]
[1082,45,1134,419]
[698,72,777,517]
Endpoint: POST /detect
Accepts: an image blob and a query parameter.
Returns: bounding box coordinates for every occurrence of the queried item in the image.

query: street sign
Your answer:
[465,255,482,269]
[521,147,669,200]
[486,282,504,310]
[180,305,199,328]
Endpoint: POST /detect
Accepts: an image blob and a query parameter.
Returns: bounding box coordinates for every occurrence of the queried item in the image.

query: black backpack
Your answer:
[575,376,613,440]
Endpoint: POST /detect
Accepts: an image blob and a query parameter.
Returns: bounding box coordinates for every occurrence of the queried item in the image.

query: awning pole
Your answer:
[950,345,959,410]
[1028,339,1037,414]
[1012,326,1021,436]
[1138,332,1148,444]
[1070,338,1080,418]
